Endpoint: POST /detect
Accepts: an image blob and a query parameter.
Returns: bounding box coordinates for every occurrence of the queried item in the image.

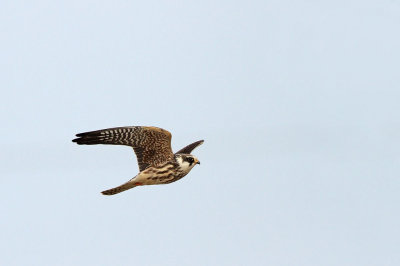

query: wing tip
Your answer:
[72,130,104,145]
[71,136,100,145]
[72,132,87,144]
[175,139,205,154]
[196,139,205,146]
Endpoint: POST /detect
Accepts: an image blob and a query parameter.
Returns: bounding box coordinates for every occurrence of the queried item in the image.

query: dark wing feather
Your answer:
[175,140,204,154]
[73,126,174,171]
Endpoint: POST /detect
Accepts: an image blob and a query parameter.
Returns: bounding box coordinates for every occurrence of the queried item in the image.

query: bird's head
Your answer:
[175,154,200,173]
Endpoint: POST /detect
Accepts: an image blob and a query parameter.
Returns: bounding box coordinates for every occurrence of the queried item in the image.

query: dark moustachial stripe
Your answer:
[73,126,203,195]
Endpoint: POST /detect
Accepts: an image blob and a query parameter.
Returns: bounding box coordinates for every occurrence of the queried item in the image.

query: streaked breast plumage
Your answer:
[72,126,203,196]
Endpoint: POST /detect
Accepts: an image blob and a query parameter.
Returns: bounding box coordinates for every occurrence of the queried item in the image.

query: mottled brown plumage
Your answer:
[72,126,204,195]
[73,126,174,171]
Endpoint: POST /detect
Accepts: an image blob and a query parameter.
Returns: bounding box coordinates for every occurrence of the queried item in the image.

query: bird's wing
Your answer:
[73,126,174,171]
[175,140,204,154]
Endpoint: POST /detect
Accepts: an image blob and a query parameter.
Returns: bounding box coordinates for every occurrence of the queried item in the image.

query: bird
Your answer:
[72,126,203,195]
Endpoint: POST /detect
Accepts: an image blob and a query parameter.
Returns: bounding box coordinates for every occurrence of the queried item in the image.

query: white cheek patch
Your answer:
[176,156,183,165]
[180,161,191,171]
[176,155,198,175]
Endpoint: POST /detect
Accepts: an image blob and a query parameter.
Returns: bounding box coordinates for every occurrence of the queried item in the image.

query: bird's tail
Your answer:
[101,180,139,196]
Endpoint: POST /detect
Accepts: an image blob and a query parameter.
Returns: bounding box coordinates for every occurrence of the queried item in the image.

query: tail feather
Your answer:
[101,180,138,196]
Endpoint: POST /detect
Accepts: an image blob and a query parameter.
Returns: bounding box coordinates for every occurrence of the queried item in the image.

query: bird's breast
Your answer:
[138,162,184,185]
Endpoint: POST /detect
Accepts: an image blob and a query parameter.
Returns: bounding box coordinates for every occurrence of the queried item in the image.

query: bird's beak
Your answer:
[196,161,200,165]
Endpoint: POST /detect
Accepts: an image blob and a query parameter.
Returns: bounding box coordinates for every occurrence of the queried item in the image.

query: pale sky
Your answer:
[1,1,399,265]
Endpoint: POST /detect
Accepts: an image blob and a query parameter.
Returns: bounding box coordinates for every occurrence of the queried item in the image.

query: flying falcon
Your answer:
[72,126,203,195]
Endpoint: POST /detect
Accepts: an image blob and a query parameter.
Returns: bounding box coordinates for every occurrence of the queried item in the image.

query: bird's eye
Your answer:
[188,157,194,163]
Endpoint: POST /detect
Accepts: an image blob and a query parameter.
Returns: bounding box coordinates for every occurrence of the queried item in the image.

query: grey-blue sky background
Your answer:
[1,1,399,265]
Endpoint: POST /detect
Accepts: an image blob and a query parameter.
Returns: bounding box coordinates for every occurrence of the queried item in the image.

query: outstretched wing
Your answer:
[175,140,204,154]
[72,126,174,171]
